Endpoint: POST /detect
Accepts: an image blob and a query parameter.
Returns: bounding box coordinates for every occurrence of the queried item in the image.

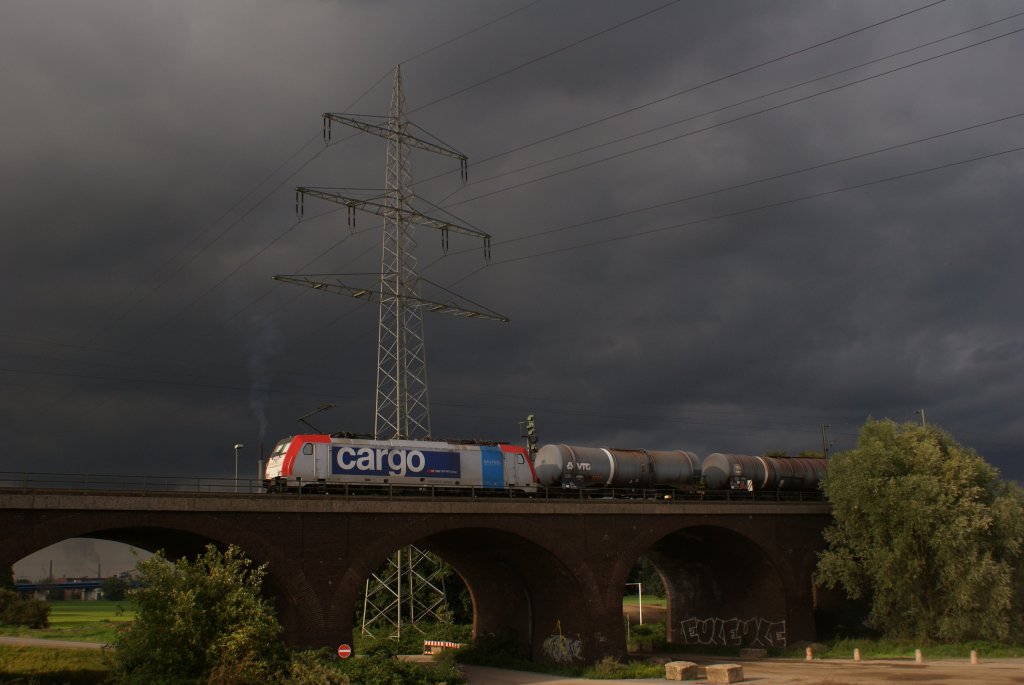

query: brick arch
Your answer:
[0,510,330,649]
[324,523,603,664]
[640,524,789,648]
[2,513,216,568]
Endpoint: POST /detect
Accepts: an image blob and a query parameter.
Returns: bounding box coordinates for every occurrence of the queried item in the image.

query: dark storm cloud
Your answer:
[1,0,1022,484]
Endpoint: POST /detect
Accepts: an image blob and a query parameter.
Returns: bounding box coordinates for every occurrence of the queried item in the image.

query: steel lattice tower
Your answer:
[377,66,428,439]
[276,68,508,638]
[278,65,506,440]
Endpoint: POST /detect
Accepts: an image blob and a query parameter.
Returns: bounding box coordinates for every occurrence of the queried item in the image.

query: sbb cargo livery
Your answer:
[264,434,537,492]
[263,434,827,496]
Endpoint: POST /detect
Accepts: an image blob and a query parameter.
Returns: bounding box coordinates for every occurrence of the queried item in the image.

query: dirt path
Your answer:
[624,605,666,625]
[463,657,1024,685]
[0,635,107,650]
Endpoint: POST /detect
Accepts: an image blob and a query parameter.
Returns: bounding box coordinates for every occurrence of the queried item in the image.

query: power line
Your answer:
[410,0,685,113]
[69,2,973,351]
[433,9,1024,202]
[415,0,954,188]
[18,128,1022,440]
[417,109,1023,284]
[476,144,1024,268]
[400,0,548,64]
[439,23,1024,211]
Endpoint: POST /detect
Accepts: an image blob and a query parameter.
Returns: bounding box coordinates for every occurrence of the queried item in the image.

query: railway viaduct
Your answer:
[0,489,832,665]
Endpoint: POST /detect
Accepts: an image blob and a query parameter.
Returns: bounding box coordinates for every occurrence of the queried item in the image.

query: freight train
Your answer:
[263,433,827,496]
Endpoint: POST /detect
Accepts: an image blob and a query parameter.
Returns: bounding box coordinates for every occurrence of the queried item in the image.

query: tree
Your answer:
[0,566,14,591]
[101,575,129,601]
[627,556,665,598]
[816,419,1024,642]
[113,544,286,685]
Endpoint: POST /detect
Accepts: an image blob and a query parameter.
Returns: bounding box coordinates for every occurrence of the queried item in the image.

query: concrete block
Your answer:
[706,663,744,683]
[664,661,699,681]
[739,648,767,659]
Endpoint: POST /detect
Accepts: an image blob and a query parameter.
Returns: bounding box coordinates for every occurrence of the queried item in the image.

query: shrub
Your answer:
[112,545,286,685]
[0,588,50,628]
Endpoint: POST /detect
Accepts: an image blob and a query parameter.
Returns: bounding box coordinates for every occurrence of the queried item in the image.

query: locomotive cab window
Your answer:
[517,455,525,464]
[303,443,313,455]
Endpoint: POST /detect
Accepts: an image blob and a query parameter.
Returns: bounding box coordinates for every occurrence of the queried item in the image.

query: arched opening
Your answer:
[10,538,151,606]
[341,527,592,664]
[621,554,668,653]
[3,523,293,640]
[644,526,788,649]
[353,544,473,651]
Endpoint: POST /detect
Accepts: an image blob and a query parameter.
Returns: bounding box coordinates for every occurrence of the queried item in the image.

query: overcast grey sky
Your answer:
[2,0,1023,538]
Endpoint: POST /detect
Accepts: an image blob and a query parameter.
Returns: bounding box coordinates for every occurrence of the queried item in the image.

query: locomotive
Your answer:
[263,433,827,496]
[263,434,536,493]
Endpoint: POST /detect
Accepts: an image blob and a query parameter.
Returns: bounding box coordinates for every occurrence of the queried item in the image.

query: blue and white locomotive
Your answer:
[263,434,537,493]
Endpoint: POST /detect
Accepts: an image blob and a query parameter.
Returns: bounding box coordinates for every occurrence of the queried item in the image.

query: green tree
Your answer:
[0,566,14,590]
[816,419,1024,642]
[113,544,286,685]
[101,575,129,601]
[627,556,665,598]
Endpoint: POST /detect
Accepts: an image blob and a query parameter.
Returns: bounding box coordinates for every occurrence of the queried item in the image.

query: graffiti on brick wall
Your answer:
[542,633,583,663]
[679,617,786,648]
[543,620,583,664]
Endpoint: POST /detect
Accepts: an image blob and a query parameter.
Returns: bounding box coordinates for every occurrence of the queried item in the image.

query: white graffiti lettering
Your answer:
[679,617,786,648]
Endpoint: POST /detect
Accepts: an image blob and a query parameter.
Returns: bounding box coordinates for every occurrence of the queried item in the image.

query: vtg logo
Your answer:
[335,446,426,477]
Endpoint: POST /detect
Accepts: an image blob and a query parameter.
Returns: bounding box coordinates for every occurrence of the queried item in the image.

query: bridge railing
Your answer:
[0,472,825,503]
[0,471,265,495]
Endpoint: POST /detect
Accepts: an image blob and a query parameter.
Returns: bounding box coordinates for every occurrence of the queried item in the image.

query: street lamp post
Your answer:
[625,582,643,625]
[233,444,244,493]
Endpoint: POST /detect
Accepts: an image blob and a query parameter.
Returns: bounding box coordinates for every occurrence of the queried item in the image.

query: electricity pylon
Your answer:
[359,546,452,640]
[276,66,506,639]
[277,65,506,440]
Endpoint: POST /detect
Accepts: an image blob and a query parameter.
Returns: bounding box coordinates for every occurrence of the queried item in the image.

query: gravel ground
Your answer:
[463,656,1024,685]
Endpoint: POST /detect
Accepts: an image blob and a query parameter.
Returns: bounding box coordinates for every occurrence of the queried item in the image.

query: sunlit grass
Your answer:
[622,594,666,608]
[0,645,112,684]
[0,600,134,643]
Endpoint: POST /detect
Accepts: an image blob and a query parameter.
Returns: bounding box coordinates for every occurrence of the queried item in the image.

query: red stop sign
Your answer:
[337,643,352,659]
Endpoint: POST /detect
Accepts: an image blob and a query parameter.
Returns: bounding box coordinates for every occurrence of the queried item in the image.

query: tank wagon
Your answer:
[262,434,826,496]
[533,444,701,490]
[701,453,828,492]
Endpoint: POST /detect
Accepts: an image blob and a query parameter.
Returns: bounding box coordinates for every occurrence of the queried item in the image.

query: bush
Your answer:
[338,652,464,685]
[282,650,464,685]
[355,621,472,657]
[285,649,351,685]
[583,656,663,679]
[112,544,286,685]
[0,588,50,628]
[627,621,665,651]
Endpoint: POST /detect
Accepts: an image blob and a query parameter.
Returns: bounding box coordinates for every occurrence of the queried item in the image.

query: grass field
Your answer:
[0,645,112,684]
[622,595,666,608]
[0,600,134,644]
